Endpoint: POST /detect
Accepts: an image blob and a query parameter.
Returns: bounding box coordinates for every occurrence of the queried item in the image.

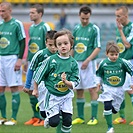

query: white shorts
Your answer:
[42,89,74,118]
[37,81,46,111]
[98,84,125,112]
[0,55,22,87]
[123,59,133,91]
[75,60,97,89]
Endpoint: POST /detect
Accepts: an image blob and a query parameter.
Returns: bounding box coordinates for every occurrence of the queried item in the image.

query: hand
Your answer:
[96,83,101,93]
[32,89,39,98]
[14,59,22,71]
[23,87,33,95]
[81,60,89,69]
[61,72,66,83]
[116,20,123,30]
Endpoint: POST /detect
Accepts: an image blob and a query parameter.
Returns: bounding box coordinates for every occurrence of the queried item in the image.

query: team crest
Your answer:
[75,43,87,53]
[29,43,39,53]
[55,81,68,92]
[0,37,10,48]
[107,76,121,85]
[117,43,125,53]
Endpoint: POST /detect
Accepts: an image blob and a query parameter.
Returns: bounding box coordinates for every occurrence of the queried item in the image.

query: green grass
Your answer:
[0,91,133,133]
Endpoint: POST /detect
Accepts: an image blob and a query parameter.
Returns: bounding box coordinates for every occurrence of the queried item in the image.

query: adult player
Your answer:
[0,2,26,125]
[72,5,101,125]
[113,6,133,125]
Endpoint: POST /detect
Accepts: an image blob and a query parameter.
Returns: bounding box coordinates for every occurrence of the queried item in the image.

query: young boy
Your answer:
[23,30,57,125]
[32,29,80,133]
[96,41,133,133]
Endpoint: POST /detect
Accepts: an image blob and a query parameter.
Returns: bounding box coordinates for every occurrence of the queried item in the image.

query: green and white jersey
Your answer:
[73,23,101,61]
[0,18,26,55]
[27,22,51,61]
[96,58,133,87]
[116,22,133,60]
[29,48,57,71]
[33,54,80,96]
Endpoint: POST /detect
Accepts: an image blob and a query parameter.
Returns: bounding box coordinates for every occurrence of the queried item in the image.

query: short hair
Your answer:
[79,5,92,15]
[1,2,12,10]
[46,30,57,41]
[54,29,74,47]
[116,6,128,15]
[31,4,44,16]
[106,41,119,54]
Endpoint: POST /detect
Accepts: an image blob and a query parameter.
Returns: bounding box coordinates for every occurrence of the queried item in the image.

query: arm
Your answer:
[116,21,131,48]
[32,81,39,98]
[81,47,101,69]
[14,38,26,71]
[23,69,34,94]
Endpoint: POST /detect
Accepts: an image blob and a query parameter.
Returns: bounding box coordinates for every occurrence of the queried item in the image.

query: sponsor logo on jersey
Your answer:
[117,43,125,53]
[0,37,10,48]
[75,43,87,53]
[55,81,68,92]
[107,76,121,85]
[29,43,39,53]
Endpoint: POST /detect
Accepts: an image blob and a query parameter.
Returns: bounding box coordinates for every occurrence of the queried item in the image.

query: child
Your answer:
[32,29,80,133]
[23,30,57,125]
[96,41,133,133]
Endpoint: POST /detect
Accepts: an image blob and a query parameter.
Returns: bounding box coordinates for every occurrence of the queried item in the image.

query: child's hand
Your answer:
[32,89,39,98]
[23,87,32,95]
[130,85,133,90]
[61,72,66,83]
[96,83,101,92]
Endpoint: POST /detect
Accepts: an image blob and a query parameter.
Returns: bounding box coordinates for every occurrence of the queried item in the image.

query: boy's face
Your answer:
[106,52,119,62]
[46,39,57,53]
[56,34,71,57]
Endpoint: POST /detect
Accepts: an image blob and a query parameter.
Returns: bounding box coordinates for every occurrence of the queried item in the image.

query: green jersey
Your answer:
[116,22,133,60]
[96,58,133,87]
[33,54,80,96]
[29,48,57,71]
[73,23,101,61]
[27,22,51,61]
[0,18,26,55]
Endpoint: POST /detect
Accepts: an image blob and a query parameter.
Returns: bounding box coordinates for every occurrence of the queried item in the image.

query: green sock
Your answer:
[76,98,85,120]
[56,116,62,133]
[0,93,6,118]
[104,110,113,128]
[12,92,20,120]
[30,95,40,118]
[119,100,125,118]
[91,100,98,119]
[130,94,133,120]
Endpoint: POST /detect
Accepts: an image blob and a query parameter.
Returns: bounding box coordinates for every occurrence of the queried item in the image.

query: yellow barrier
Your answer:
[0,0,133,4]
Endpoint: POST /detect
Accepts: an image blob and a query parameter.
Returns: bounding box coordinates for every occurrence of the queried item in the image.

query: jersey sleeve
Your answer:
[33,57,50,84]
[29,50,43,71]
[69,60,80,88]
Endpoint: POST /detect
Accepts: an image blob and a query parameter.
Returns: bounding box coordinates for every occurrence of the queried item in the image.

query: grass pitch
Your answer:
[0,90,133,133]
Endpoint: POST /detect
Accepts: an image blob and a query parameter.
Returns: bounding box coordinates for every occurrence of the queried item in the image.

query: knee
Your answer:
[40,111,46,119]
[104,101,112,111]
[49,114,60,127]
[62,112,72,127]
[112,107,117,114]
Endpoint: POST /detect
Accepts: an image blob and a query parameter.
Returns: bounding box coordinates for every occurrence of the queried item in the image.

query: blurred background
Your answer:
[1,1,133,83]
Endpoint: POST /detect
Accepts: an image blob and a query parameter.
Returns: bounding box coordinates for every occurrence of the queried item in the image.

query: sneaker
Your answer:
[0,118,7,125]
[72,118,85,125]
[4,118,17,125]
[33,119,44,126]
[113,117,126,124]
[44,118,49,128]
[106,127,114,133]
[129,121,133,125]
[24,117,39,125]
[87,117,98,125]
